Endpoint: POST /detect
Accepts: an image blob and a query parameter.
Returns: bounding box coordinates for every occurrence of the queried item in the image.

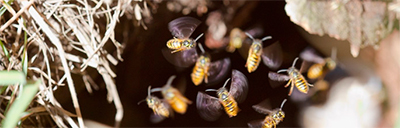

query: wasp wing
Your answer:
[299,60,312,74]
[168,17,201,39]
[162,47,198,68]
[252,99,274,115]
[237,38,253,59]
[206,57,231,86]
[268,71,291,88]
[268,72,290,82]
[172,75,187,94]
[262,41,283,70]
[247,119,264,128]
[150,114,166,124]
[300,47,325,64]
[196,92,222,121]
[228,70,248,103]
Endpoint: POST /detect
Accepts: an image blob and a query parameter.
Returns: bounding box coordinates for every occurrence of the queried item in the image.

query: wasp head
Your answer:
[183,39,195,48]
[273,110,285,121]
[198,54,211,65]
[146,96,159,108]
[324,58,337,70]
[216,88,229,99]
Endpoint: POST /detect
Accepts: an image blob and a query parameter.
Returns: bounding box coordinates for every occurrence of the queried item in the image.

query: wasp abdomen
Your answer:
[295,78,309,93]
[191,65,205,86]
[307,64,323,79]
[167,39,182,50]
[246,54,261,73]
[219,91,239,117]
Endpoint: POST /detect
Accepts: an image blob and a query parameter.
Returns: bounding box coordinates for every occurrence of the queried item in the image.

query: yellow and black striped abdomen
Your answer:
[154,103,170,117]
[191,62,205,86]
[246,53,261,73]
[166,38,183,50]
[262,116,276,128]
[219,91,239,117]
[294,77,309,94]
[307,64,323,79]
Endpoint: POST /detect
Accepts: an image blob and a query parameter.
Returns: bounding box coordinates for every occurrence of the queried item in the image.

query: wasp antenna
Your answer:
[292,57,299,67]
[198,43,205,54]
[151,88,163,93]
[138,99,146,105]
[194,33,204,42]
[166,75,177,85]
[148,86,152,96]
[222,78,231,88]
[245,32,254,40]
[261,36,272,42]
[331,47,337,61]
[205,89,218,92]
[280,99,287,109]
[277,69,288,73]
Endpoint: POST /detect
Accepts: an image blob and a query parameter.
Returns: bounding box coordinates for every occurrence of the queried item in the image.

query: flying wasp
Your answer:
[226,28,246,53]
[167,17,204,53]
[162,43,231,86]
[138,86,172,123]
[191,43,211,86]
[248,99,287,128]
[196,70,248,121]
[268,57,313,96]
[300,47,337,80]
[151,75,192,114]
[238,32,283,73]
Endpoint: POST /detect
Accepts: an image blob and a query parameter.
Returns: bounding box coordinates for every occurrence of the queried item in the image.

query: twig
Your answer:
[21,1,85,128]
[99,67,123,128]
[80,6,122,71]
[0,0,34,32]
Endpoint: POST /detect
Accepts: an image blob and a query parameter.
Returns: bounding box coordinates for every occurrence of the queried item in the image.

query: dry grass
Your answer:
[0,0,160,127]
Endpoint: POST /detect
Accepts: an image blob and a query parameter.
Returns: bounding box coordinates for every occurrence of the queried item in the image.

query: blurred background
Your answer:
[65,0,399,127]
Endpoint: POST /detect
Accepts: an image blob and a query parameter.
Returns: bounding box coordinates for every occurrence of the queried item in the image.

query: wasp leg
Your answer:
[288,80,294,96]
[204,72,209,84]
[308,83,314,87]
[284,79,292,88]
[171,48,183,53]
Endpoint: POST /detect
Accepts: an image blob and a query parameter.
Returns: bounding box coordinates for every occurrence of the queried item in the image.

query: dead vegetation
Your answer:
[1,0,399,127]
[0,0,163,127]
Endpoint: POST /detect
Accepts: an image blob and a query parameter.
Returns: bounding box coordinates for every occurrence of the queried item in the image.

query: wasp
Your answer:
[196,70,248,121]
[138,86,172,123]
[300,47,337,80]
[162,43,231,86]
[191,43,210,86]
[151,75,192,114]
[226,28,246,53]
[248,99,287,128]
[238,32,283,73]
[268,57,313,96]
[167,17,204,53]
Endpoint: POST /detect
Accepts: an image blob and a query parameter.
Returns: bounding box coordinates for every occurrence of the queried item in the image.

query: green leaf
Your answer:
[0,40,10,61]
[1,80,40,128]
[22,22,28,76]
[0,71,26,86]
